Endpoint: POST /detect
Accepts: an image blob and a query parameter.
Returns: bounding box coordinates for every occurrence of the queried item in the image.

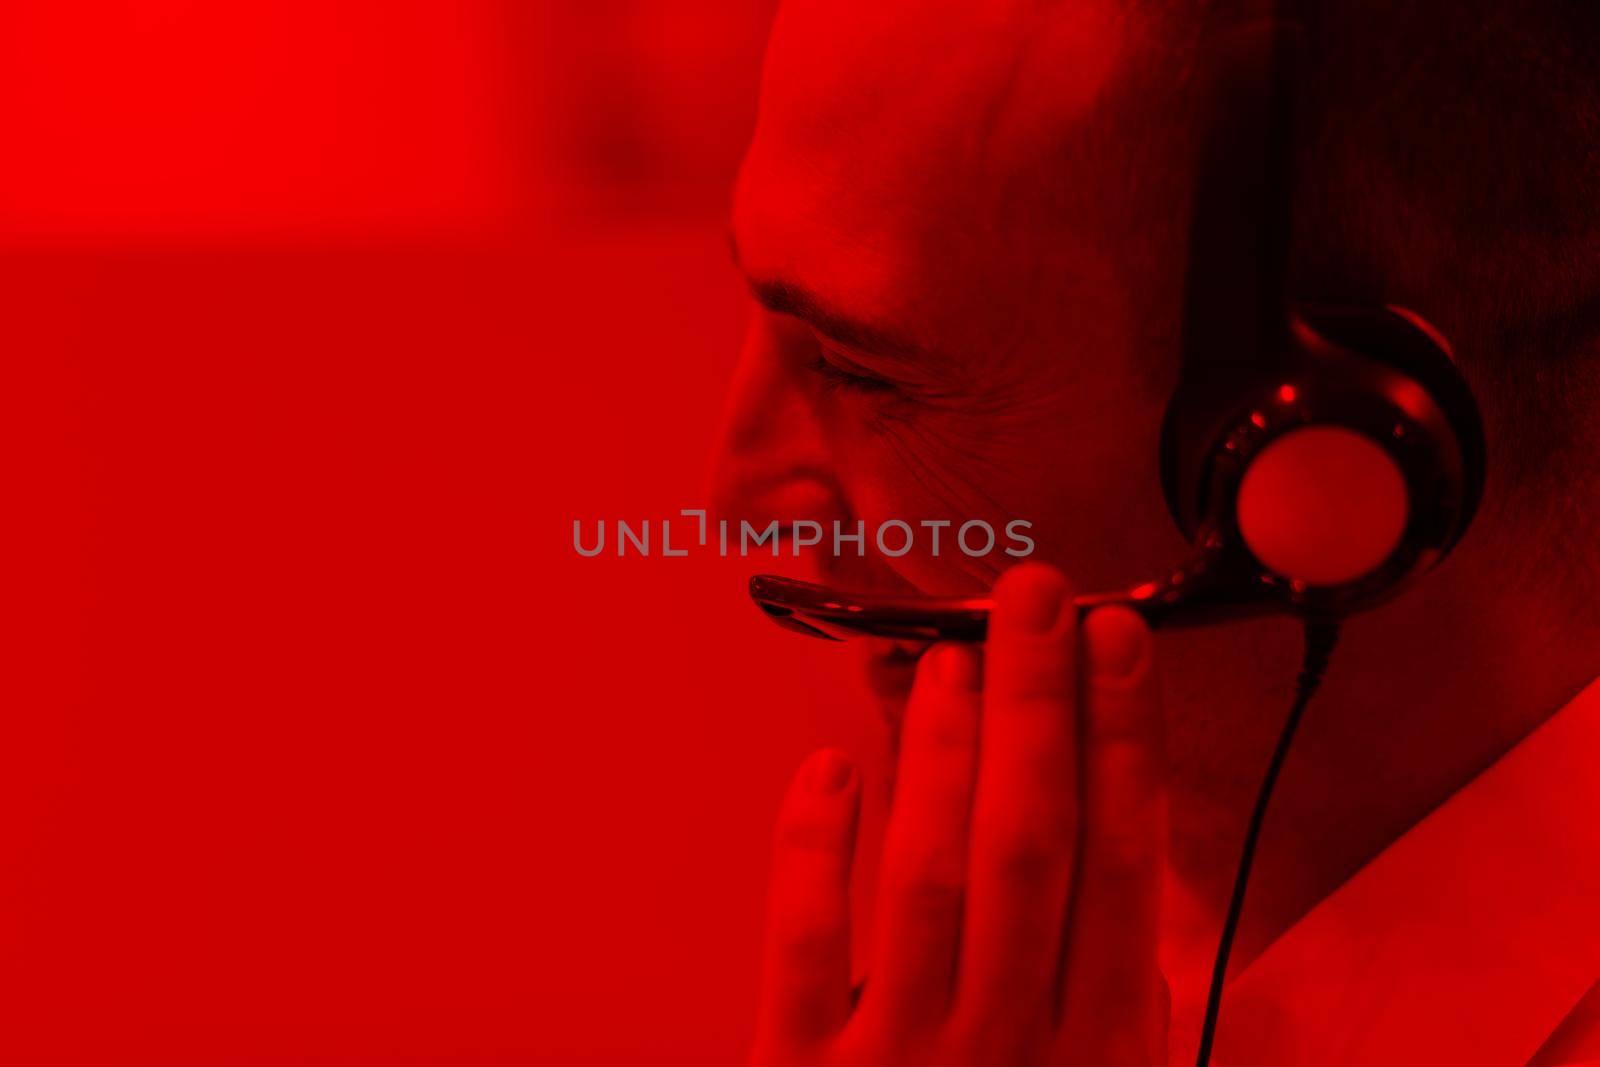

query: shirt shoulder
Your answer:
[1528,979,1600,1066]
[1217,676,1600,1067]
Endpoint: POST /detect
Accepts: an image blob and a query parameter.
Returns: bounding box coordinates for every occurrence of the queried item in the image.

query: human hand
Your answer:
[753,563,1167,1066]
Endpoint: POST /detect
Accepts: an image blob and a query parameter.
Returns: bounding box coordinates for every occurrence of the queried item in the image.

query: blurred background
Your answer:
[2,3,884,1063]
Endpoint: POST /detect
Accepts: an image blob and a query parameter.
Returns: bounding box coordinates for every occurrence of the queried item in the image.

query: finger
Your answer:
[1058,606,1166,1057]
[955,563,1078,1025]
[860,642,982,1028]
[755,748,862,1051]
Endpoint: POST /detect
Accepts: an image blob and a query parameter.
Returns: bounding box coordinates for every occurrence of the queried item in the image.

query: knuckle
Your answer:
[949,1000,1051,1058]
[776,814,849,856]
[1099,851,1160,892]
[1097,1031,1159,1067]
[1090,822,1161,877]
[771,914,842,966]
[1017,737,1078,788]
[985,821,1073,883]
[1085,790,1164,870]
[886,861,966,916]
[1000,788,1080,835]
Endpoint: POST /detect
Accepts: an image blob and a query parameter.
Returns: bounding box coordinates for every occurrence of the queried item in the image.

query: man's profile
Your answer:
[710,1,1600,1063]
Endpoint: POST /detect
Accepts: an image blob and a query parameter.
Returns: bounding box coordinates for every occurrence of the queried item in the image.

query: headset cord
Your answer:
[1194,618,1341,1067]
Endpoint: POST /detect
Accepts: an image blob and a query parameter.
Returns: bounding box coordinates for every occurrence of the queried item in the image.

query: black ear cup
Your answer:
[1297,302,1486,525]
[1161,303,1487,617]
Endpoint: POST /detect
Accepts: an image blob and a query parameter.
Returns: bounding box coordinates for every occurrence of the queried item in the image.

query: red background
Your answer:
[2,4,882,1063]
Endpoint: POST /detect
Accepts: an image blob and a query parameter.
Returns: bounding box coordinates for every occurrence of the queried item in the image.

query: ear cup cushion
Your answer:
[1235,425,1410,585]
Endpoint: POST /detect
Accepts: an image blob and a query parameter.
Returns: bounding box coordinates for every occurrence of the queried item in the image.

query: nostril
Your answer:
[708,468,849,549]
[747,472,845,523]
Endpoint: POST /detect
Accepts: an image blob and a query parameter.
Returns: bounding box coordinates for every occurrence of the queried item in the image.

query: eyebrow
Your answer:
[728,230,924,360]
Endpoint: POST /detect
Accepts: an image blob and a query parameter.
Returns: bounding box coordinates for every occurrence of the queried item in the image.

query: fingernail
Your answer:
[1085,606,1150,681]
[1003,568,1068,634]
[931,644,980,690]
[803,749,856,794]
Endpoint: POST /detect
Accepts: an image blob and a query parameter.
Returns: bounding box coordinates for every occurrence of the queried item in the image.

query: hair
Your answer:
[1289,1,1599,495]
[1096,0,1599,603]
[1011,0,1595,578]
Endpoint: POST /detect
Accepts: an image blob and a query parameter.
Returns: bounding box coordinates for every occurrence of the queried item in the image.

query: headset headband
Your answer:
[1161,13,1303,535]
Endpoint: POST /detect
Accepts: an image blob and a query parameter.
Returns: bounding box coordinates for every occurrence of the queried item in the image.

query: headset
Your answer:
[748,16,1485,642]
[746,10,1487,1067]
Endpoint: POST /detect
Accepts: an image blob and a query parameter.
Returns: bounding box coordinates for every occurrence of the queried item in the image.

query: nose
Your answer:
[709,311,845,533]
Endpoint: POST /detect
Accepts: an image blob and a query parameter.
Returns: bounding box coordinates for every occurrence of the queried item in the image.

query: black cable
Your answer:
[1195,618,1341,1067]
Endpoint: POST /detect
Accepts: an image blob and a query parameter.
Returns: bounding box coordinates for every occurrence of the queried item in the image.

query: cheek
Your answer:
[1020,390,1185,585]
[812,406,1066,591]
[818,383,1179,593]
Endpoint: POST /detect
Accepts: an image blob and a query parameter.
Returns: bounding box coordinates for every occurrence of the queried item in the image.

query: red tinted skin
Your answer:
[755,568,1166,1067]
[712,0,1600,1062]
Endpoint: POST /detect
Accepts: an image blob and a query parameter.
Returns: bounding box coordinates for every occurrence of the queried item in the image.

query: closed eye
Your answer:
[805,344,899,394]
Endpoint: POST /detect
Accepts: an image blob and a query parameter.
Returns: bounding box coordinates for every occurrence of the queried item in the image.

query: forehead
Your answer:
[732,0,1133,350]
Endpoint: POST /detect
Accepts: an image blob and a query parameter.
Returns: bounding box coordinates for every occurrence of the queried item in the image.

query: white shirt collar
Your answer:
[1210,675,1600,1066]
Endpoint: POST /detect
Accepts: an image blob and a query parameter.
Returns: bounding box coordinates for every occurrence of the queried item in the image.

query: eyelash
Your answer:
[805,352,897,394]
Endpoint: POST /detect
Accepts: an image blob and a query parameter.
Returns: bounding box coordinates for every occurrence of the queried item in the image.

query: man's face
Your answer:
[715,0,1194,707]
